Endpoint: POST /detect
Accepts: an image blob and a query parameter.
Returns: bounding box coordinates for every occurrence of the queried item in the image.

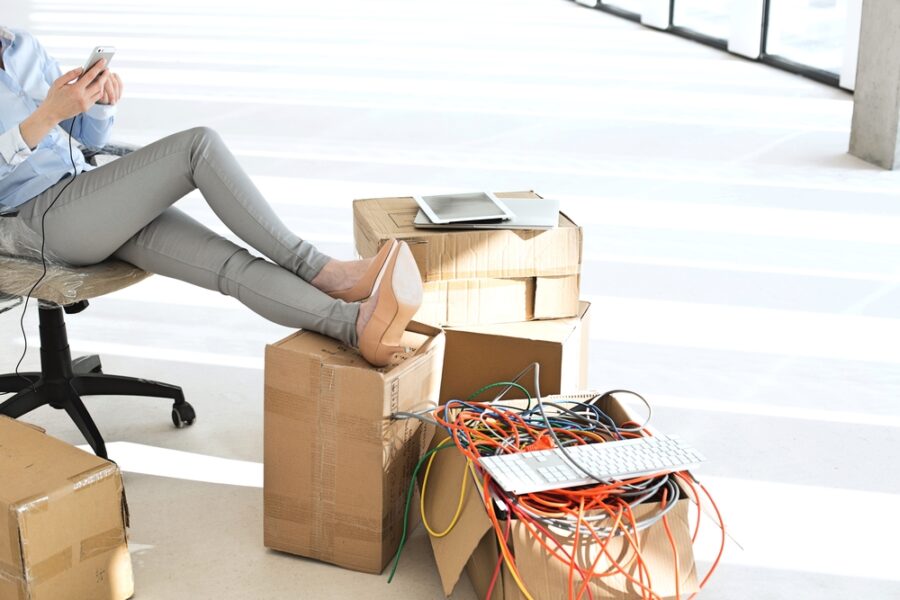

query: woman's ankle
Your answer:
[311,258,364,290]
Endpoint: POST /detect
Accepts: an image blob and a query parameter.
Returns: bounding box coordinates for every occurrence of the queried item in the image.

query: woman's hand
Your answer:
[18,59,109,149]
[41,59,110,122]
[97,72,123,106]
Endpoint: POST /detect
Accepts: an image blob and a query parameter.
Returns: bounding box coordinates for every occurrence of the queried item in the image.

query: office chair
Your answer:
[0,144,196,459]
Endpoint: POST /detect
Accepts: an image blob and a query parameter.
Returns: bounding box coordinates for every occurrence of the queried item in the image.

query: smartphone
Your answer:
[82,46,116,75]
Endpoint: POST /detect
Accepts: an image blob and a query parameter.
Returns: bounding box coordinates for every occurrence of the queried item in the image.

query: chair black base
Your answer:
[0,302,195,459]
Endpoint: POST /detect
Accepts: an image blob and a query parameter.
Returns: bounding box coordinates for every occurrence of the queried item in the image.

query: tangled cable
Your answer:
[388,363,725,600]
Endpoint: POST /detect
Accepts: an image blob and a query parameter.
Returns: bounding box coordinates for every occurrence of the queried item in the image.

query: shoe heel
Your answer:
[374,244,423,363]
[362,242,423,367]
[389,242,423,309]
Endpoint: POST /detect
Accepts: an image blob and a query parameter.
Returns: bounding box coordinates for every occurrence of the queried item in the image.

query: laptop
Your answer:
[413,198,560,230]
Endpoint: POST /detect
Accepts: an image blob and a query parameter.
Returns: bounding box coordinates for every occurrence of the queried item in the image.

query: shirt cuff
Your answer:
[86,103,117,120]
[0,125,34,166]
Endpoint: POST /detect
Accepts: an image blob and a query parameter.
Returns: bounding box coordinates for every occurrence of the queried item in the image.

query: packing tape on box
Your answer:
[263,493,306,524]
[330,513,380,542]
[80,527,125,562]
[7,524,20,572]
[264,387,303,421]
[310,363,338,558]
[69,465,119,492]
[26,546,72,584]
[337,412,381,442]
[14,495,49,563]
[15,495,49,516]
[264,493,381,544]
[0,560,25,583]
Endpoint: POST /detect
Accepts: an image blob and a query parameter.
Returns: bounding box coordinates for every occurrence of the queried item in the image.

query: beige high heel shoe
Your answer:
[329,239,399,302]
[358,241,423,367]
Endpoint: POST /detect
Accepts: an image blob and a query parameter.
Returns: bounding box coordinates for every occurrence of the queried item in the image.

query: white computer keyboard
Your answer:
[478,434,705,495]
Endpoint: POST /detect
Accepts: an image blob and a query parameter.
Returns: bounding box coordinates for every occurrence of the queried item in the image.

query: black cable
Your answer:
[424,369,682,535]
[12,114,82,395]
[528,362,666,494]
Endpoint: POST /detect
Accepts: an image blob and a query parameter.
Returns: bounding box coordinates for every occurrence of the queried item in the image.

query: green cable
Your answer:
[466,381,532,408]
[388,380,532,583]
[387,443,454,583]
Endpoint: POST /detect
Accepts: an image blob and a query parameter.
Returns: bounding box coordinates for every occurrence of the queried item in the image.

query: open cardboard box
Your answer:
[441,302,591,404]
[420,394,699,600]
[263,321,445,574]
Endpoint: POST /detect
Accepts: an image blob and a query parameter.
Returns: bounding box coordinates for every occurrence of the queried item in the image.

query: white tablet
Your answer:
[413,192,514,225]
[413,198,560,230]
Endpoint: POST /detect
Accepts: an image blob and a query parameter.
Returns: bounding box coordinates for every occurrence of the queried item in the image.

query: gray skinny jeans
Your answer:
[12,127,359,346]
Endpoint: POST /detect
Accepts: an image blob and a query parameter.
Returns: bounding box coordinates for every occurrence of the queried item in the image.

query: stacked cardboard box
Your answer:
[353,191,582,328]
[349,189,606,594]
[353,191,589,402]
[0,417,133,600]
[263,322,445,573]
[263,190,588,580]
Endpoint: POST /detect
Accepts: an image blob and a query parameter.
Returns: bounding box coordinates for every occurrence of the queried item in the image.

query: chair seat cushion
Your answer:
[0,254,150,305]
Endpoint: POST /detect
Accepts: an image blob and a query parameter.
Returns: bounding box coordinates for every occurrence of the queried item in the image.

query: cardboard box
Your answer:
[422,395,699,600]
[263,322,445,574]
[353,191,582,283]
[440,302,591,404]
[415,274,580,327]
[0,417,133,600]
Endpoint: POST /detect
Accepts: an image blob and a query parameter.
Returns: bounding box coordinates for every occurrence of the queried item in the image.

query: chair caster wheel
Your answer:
[172,402,196,429]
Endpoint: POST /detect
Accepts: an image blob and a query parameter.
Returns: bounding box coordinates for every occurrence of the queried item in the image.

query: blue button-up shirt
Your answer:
[0,26,116,214]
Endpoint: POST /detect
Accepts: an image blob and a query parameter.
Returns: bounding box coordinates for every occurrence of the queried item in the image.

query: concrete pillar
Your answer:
[849,0,900,170]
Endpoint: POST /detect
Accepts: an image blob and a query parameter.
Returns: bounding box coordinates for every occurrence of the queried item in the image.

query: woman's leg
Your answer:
[16,126,328,281]
[112,207,359,346]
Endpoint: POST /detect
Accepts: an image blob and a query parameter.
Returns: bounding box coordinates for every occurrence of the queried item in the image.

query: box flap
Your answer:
[420,432,493,596]
[269,321,442,377]
[448,301,589,343]
[440,302,591,404]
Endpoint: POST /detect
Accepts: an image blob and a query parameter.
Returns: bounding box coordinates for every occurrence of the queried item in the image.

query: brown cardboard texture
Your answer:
[421,396,698,600]
[263,322,445,574]
[353,191,582,283]
[416,275,579,327]
[0,417,133,600]
[440,302,591,404]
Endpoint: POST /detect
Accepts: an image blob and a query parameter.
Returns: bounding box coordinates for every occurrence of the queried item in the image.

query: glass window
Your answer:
[766,0,848,73]
[673,0,731,40]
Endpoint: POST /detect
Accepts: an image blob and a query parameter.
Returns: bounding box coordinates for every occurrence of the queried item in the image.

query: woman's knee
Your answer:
[187,126,220,142]
[182,126,224,169]
[183,126,222,149]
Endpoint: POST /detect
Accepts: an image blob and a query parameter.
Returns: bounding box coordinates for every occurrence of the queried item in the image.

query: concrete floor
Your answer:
[3,0,900,598]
